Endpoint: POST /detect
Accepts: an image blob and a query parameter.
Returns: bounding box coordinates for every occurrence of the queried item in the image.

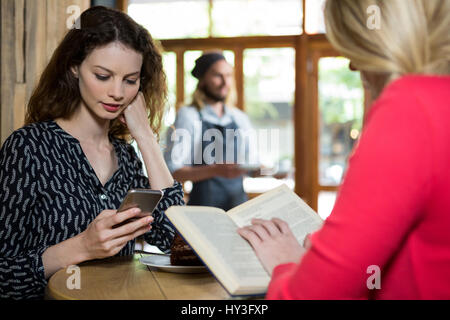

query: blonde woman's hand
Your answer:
[79,207,153,260]
[237,218,307,275]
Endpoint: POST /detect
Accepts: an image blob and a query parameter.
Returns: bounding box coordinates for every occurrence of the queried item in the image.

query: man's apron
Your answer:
[187,110,248,211]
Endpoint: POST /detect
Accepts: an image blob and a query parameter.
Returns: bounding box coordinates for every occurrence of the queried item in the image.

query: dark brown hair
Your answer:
[25,6,167,140]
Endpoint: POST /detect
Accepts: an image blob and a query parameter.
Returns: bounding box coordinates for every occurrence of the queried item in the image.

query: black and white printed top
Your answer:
[0,120,184,299]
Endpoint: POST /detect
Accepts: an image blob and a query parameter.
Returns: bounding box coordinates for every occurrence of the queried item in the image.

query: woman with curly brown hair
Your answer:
[0,6,184,299]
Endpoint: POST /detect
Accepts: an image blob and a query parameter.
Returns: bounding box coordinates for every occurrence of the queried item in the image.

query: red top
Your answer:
[267,75,450,299]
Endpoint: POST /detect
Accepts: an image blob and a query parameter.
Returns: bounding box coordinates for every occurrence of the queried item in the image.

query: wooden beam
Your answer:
[15,0,25,84]
[13,84,26,131]
[233,46,244,110]
[25,0,47,104]
[46,0,58,62]
[1,0,15,145]
[302,0,306,33]
[117,0,128,12]
[208,0,213,37]
[309,51,321,211]
[160,34,330,52]
[13,0,26,131]
[161,35,298,51]
[175,49,185,110]
[294,34,313,206]
[318,185,340,192]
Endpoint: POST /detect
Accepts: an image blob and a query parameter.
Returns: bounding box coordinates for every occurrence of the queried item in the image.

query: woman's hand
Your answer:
[119,91,174,189]
[80,207,153,260]
[237,218,307,275]
[118,91,153,141]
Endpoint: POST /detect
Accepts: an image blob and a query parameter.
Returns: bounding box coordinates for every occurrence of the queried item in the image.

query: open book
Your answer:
[165,184,323,297]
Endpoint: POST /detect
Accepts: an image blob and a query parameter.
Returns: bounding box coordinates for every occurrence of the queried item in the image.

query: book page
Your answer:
[228,184,323,245]
[166,206,270,295]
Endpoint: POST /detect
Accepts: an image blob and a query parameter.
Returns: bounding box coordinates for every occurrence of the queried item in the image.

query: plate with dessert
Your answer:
[139,234,208,274]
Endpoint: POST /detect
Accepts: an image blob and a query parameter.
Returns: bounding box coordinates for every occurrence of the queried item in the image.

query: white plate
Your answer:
[139,254,208,274]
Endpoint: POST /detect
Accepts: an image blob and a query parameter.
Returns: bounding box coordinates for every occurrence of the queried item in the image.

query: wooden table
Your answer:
[45,253,231,300]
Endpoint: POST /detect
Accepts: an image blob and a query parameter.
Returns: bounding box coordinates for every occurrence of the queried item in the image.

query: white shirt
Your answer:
[163,104,259,173]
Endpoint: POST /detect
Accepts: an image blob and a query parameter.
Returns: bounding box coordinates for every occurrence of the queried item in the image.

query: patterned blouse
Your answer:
[0,120,184,299]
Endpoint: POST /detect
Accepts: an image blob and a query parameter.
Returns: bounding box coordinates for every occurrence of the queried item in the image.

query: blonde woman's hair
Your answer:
[324,0,450,98]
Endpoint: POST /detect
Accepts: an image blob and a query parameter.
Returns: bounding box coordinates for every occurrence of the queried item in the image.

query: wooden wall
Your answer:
[0,0,90,145]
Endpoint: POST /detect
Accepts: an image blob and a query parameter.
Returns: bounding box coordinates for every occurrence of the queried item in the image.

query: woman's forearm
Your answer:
[135,129,174,189]
[41,233,88,279]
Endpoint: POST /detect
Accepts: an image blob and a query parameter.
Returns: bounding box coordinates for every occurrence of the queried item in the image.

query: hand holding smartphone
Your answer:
[114,189,163,227]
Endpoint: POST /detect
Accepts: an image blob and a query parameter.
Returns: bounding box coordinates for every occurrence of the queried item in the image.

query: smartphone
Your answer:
[115,189,163,226]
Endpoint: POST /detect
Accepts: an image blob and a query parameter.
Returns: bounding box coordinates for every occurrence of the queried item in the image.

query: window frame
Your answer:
[120,0,368,211]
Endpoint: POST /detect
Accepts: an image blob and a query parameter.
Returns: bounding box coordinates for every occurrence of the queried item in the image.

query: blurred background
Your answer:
[1,0,370,219]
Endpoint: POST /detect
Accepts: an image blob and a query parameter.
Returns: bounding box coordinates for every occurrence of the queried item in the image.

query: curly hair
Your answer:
[25,6,168,141]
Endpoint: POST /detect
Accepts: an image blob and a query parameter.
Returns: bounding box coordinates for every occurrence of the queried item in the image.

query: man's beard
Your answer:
[201,84,227,103]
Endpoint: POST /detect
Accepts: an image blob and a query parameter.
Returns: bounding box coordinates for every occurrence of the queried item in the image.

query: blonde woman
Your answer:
[239,0,450,299]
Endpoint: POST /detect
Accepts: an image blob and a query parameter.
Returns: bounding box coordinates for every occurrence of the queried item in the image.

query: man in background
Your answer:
[164,52,258,210]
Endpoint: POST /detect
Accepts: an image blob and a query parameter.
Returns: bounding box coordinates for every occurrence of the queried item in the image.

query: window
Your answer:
[317,56,364,218]
[305,0,326,34]
[212,0,302,36]
[243,48,296,193]
[162,52,177,127]
[128,0,210,39]
[318,191,337,220]
[128,0,308,39]
[318,57,363,186]
[127,0,363,213]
